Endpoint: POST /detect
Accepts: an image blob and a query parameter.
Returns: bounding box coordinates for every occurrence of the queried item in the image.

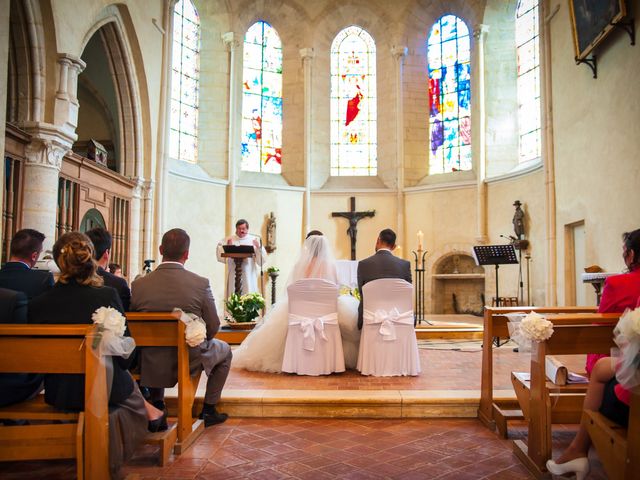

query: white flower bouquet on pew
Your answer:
[91,306,135,357]
[507,311,554,352]
[174,308,207,347]
[613,306,640,391]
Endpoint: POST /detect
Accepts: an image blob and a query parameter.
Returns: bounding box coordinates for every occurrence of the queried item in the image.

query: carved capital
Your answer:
[473,24,490,40]
[132,177,145,199]
[143,180,155,200]
[24,138,68,170]
[391,45,408,59]
[299,48,315,61]
[222,32,240,51]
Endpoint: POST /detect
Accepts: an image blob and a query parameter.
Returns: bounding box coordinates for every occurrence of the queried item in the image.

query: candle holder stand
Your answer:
[412,249,430,325]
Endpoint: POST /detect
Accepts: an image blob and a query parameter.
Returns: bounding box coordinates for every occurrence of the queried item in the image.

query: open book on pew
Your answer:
[514,356,589,386]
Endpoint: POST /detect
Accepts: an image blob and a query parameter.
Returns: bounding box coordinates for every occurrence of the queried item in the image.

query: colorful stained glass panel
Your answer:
[241,21,283,174]
[170,0,200,163]
[427,15,471,174]
[516,0,541,163]
[330,26,377,176]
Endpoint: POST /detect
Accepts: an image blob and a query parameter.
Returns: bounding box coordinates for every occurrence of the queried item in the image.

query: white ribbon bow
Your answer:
[364,308,413,341]
[289,313,338,351]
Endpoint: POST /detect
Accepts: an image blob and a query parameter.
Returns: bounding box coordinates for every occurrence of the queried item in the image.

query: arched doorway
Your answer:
[432,252,485,315]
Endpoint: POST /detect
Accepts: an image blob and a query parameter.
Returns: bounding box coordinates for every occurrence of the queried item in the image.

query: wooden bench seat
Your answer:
[0,324,109,479]
[126,311,204,460]
[478,306,598,438]
[512,319,618,478]
[583,385,639,480]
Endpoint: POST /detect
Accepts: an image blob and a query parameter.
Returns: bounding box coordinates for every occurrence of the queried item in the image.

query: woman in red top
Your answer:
[548,229,640,479]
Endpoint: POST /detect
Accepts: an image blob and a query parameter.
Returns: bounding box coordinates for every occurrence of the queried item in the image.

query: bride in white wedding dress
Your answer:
[232,233,360,373]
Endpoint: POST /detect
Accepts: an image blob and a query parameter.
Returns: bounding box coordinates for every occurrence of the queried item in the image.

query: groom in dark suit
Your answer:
[357,229,412,329]
[131,228,232,427]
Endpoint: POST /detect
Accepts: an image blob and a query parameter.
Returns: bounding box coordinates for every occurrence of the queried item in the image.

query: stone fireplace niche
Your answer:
[432,252,485,315]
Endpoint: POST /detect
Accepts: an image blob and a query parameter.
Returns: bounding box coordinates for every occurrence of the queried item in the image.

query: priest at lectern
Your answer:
[216,219,267,296]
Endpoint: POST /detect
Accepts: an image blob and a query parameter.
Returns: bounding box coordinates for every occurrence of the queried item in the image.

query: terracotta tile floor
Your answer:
[224,342,587,391]
[0,418,607,479]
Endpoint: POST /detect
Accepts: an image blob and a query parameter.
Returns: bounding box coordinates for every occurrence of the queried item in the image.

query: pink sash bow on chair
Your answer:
[289,313,338,351]
[363,308,413,341]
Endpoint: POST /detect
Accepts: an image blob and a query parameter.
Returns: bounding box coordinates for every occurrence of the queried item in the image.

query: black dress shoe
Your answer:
[199,408,228,427]
[148,411,168,433]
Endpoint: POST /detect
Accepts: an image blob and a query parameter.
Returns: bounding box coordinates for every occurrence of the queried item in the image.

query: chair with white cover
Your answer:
[282,279,345,375]
[357,278,420,376]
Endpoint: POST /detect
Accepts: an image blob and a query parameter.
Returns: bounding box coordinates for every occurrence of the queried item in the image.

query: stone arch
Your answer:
[6,0,50,124]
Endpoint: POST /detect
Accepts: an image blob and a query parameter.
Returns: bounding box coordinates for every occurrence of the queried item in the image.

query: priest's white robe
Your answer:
[216,234,266,298]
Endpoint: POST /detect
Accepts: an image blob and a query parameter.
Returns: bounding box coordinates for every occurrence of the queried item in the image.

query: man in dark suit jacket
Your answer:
[357,228,412,329]
[86,227,131,311]
[131,228,232,427]
[0,229,54,299]
[0,287,43,408]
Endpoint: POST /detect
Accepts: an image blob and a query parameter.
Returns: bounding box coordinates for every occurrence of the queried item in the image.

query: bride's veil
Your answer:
[286,235,338,286]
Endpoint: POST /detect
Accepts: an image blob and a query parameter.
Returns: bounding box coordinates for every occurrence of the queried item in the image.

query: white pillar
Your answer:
[54,54,85,138]
[391,45,408,251]
[143,180,154,262]
[129,178,144,277]
[473,24,489,244]
[541,2,557,305]
[300,47,315,238]
[22,129,73,251]
[222,32,240,232]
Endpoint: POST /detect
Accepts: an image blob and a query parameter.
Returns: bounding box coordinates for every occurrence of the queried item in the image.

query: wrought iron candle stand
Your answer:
[268,270,279,305]
[412,249,430,325]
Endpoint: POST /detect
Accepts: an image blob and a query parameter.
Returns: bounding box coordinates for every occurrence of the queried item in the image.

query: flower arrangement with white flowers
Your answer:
[519,311,554,342]
[225,292,265,323]
[613,306,640,390]
[91,306,134,357]
[174,309,207,347]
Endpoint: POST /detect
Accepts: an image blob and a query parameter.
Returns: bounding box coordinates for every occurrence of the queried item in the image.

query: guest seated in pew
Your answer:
[547,308,639,479]
[86,227,131,310]
[131,228,232,427]
[586,228,640,376]
[0,288,43,410]
[28,232,167,475]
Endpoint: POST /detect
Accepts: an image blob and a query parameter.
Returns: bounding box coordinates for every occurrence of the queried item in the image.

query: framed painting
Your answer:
[568,0,627,60]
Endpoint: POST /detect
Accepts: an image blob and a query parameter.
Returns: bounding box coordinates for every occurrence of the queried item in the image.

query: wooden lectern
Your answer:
[221,245,255,295]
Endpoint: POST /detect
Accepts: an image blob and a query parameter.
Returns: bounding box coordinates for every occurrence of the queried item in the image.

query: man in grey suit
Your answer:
[357,229,412,329]
[131,228,232,427]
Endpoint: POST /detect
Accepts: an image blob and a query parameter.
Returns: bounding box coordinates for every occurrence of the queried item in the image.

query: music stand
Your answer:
[473,244,518,308]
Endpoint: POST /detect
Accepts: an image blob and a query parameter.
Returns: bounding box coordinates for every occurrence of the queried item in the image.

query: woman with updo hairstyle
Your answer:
[28,232,162,476]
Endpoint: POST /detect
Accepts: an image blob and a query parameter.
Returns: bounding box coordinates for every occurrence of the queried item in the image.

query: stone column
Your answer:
[541,2,557,305]
[54,54,86,139]
[22,129,73,251]
[0,0,10,250]
[143,180,154,262]
[128,178,144,277]
[300,47,315,237]
[473,25,489,244]
[222,32,240,233]
[391,45,408,250]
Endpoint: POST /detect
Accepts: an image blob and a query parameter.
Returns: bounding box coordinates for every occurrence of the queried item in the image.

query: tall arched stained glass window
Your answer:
[516,0,541,163]
[427,15,471,174]
[241,21,282,174]
[170,0,200,163]
[330,26,376,176]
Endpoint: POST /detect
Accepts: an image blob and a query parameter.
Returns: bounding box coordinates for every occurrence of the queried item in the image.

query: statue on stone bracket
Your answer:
[265,212,276,253]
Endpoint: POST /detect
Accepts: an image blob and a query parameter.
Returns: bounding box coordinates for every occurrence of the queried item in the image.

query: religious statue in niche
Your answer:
[512,200,525,240]
[265,212,276,253]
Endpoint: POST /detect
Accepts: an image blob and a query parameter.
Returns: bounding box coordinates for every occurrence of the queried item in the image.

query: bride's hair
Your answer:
[287,234,337,286]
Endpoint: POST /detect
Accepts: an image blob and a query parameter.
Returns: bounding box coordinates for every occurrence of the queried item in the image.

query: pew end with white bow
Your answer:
[282,279,345,376]
[356,278,421,376]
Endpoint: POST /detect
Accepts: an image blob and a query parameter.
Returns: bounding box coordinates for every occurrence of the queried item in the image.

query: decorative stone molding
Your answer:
[143,180,155,200]
[391,45,408,59]
[22,122,75,170]
[57,53,86,104]
[299,48,315,61]
[473,24,490,40]
[132,177,145,199]
[222,32,240,51]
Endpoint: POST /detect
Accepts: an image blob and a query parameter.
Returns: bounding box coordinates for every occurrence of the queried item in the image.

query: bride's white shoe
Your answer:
[546,457,589,480]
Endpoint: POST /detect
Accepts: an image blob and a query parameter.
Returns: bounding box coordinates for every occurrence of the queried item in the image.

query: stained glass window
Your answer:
[516,0,541,163]
[330,26,377,176]
[241,21,282,174]
[427,15,471,174]
[170,0,200,163]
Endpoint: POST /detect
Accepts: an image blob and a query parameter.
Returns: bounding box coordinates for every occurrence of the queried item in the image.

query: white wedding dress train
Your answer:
[232,294,360,373]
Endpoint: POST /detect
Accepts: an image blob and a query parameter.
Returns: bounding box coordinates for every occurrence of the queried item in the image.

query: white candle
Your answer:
[417,230,424,251]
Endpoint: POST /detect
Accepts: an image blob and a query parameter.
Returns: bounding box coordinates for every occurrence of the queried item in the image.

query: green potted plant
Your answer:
[225,292,266,330]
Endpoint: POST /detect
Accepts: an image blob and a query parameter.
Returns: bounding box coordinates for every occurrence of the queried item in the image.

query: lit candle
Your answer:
[417,230,424,251]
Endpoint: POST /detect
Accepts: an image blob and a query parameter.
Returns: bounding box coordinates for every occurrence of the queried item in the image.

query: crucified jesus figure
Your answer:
[332,197,375,260]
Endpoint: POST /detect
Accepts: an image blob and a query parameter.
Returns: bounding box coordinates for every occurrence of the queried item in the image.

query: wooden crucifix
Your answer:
[332,197,375,260]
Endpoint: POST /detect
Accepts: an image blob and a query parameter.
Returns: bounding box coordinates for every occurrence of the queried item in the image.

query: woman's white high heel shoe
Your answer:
[546,457,589,480]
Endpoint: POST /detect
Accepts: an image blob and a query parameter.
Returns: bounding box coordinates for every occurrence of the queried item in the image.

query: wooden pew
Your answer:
[583,385,639,480]
[478,306,598,437]
[512,318,618,478]
[126,312,203,459]
[0,324,109,480]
